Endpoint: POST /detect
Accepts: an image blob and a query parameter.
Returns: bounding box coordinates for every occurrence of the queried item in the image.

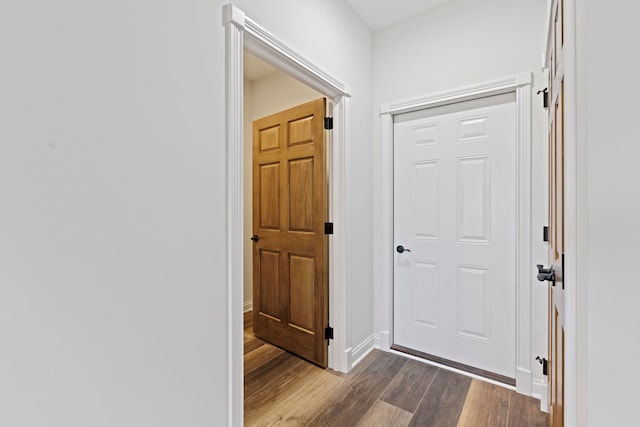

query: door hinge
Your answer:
[536,356,548,376]
[325,326,334,340]
[324,117,333,130]
[324,222,334,235]
[537,88,549,108]
[543,226,549,242]
[562,252,565,290]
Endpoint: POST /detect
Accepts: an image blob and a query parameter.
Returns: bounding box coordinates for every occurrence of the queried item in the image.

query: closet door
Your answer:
[545,0,566,425]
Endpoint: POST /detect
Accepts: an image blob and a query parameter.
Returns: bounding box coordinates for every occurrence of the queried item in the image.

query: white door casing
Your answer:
[223,4,351,426]
[393,93,516,379]
[375,73,535,395]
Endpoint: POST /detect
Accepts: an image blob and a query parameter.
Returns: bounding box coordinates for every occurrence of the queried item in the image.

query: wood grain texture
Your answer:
[244,352,302,399]
[243,312,549,427]
[244,344,284,374]
[357,400,413,427]
[457,379,510,427]
[380,358,438,413]
[306,350,407,427]
[244,334,266,354]
[408,369,471,427]
[253,369,346,426]
[245,361,322,426]
[508,391,548,427]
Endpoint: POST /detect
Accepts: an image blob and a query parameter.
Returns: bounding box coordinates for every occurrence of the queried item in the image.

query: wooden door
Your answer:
[546,0,565,425]
[393,93,517,381]
[252,98,329,367]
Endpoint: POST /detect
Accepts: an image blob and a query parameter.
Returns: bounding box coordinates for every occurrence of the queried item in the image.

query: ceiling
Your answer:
[243,52,277,81]
[342,0,458,32]
[244,0,460,80]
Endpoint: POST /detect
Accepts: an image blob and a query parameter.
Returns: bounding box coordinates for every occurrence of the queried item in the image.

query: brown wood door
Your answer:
[546,0,565,425]
[252,98,329,367]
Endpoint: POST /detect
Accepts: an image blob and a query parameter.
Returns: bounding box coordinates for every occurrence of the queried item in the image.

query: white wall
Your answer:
[372,0,548,395]
[0,1,372,426]
[577,1,640,424]
[243,72,323,310]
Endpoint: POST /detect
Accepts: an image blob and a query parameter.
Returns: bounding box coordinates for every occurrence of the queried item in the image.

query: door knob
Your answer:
[396,245,411,253]
[250,235,259,242]
[536,264,555,284]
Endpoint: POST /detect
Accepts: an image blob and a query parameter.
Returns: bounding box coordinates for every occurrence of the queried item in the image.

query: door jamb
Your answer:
[223,4,351,426]
[374,73,535,394]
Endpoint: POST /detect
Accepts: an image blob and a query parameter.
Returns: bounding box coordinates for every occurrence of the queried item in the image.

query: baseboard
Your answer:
[516,367,532,395]
[374,331,391,350]
[532,378,549,413]
[243,300,253,313]
[348,334,376,370]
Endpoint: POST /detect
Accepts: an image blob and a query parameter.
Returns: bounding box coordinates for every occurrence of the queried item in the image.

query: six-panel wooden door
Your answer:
[251,98,329,367]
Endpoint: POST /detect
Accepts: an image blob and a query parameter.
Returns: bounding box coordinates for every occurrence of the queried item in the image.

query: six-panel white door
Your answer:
[393,93,516,379]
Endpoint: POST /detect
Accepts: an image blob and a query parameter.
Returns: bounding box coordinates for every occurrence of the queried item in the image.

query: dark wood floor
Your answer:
[244,312,547,427]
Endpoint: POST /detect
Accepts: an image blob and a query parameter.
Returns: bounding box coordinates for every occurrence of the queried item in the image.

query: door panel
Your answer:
[252,98,328,367]
[393,93,516,379]
[546,0,566,424]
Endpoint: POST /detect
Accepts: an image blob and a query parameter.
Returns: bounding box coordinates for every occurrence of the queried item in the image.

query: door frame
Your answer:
[374,73,536,395]
[223,4,351,426]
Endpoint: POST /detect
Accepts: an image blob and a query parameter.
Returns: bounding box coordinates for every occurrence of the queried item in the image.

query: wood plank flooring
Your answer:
[244,312,547,427]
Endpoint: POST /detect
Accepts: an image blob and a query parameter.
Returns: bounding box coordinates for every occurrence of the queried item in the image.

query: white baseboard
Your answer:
[243,300,253,313]
[516,367,532,395]
[532,378,549,413]
[374,331,391,350]
[348,334,376,369]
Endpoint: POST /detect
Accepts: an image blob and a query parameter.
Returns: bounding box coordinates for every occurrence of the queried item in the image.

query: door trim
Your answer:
[374,73,535,395]
[223,4,351,426]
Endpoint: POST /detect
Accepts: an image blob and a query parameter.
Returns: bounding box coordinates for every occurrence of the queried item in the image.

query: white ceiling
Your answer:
[244,1,460,80]
[243,52,277,81]
[343,0,457,32]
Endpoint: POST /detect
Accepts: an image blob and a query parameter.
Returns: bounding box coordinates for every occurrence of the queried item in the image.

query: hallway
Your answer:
[244,313,547,426]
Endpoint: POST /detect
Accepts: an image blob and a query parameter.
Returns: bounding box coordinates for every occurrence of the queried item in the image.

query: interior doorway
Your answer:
[224,4,352,424]
[375,73,535,396]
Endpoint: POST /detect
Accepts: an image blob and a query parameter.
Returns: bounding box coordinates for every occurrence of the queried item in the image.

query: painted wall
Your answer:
[243,72,323,310]
[578,0,640,424]
[0,0,372,426]
[372,0,549,397]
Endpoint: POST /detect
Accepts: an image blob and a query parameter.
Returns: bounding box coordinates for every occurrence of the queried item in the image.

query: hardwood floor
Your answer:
[244,312,547,427]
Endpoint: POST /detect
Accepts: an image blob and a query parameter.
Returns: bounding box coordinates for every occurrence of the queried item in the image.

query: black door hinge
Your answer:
[325,326,334,340]
[543,226,549,242]
[562,253,565,290]
[324,117,333,130]
[536,356,548,376]
[324,222,334,235]
[537,88,549,108]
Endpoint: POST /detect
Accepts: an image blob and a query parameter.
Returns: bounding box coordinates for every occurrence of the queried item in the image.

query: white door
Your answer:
[393,93,516,379]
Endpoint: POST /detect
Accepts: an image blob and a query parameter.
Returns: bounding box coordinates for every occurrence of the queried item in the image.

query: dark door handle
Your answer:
[536,264,555,284]
[250,235,259,242]
[396,245,411,253]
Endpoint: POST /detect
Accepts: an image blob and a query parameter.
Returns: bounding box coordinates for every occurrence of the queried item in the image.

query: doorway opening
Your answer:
[224,4,351,425]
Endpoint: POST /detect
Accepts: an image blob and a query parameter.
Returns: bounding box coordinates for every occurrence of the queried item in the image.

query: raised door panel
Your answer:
[289,254,315,333]
[289,158,314,232]
[259,163,280,229]
[456,156,492,243]
[258,250,281,320]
